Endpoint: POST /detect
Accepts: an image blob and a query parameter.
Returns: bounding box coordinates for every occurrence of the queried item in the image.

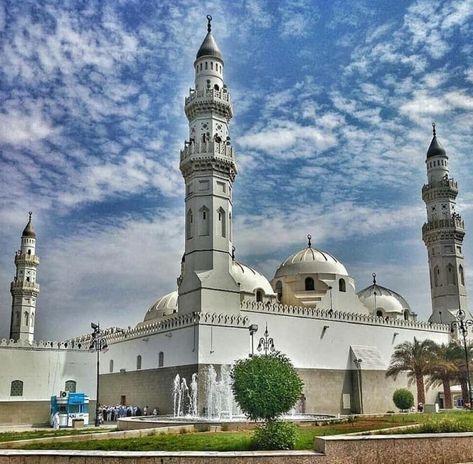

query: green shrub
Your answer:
[414,418,470,434]
[251,420,297,450]
[393,389,414,411]
[231,353,303,421]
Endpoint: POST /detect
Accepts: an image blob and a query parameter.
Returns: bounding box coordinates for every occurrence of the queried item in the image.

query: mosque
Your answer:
[0,17,469,424]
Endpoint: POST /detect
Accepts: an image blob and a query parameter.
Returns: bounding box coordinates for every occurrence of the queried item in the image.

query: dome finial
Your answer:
[307,234,312,248]
[372,272,377,285]
[432,122,436,137]
[207,14,212,33]
[28,211,32,221]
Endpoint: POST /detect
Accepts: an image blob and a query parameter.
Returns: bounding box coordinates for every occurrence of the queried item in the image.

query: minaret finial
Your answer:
[372,272,376,285]
[307,234,312,248]
[207,15,212,33]
[28,211,32,221]
[432,122,436,137]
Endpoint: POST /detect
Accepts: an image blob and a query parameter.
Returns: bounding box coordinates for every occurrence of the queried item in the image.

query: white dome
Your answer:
[141,291,178,325]
[231,261,275,296]
[357,284,411,315]
[274,247,348,279]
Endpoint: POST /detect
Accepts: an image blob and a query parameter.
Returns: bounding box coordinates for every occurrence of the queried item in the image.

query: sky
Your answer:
[0,0,473,340]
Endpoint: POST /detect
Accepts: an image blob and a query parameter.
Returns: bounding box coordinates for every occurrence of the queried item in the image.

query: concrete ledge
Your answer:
[315,432,473,464]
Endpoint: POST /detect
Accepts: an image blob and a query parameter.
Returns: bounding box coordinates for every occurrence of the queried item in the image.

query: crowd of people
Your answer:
[97,405,159,423]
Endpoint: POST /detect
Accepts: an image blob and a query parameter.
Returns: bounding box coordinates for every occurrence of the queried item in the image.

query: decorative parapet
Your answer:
[239,301,450,333]
[72,312,249,345]
[180,141,234,162]
[422,216,465,235]
[184,88,232,119]
[0,338,90,351]
[10,280,40,292]
[14,252,40,266]
[422,178,458,194]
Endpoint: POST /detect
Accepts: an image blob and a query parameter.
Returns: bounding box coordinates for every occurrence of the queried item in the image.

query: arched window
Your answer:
[434,265,440,287]
[27,249,31,255]
[10,380,23,397]
[229,212,232,240]
[198,206,209,236]
[256,289,263,302]
[158,352,164,367]
[24,312,29,326]
[214,84,219,91]
[210,61,213,70]
[339,278,346,292]
[137,355,142,370]
[404,310,409,321]
[376,310,383,318]
[305,277,315,291]
[31,313,34,327]
[217,207,226,237]
[109,360,114,373]
[459,265,465,286]
[186,209,193,239]
[275,281,283,300]
[447,264,456,285]
[65,380,76,393]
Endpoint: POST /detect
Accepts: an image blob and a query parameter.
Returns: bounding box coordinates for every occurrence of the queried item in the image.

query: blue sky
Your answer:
[1,0,472,340]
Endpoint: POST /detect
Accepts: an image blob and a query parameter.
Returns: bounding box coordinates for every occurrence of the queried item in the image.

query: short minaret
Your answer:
[10,212,40,342]
[178,16,240,315]
[422,125,469,323]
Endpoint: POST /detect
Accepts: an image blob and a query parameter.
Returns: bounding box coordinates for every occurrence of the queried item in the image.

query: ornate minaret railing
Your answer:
[10,212,40,342]
[177,16,240,315]
[422,124,469,323]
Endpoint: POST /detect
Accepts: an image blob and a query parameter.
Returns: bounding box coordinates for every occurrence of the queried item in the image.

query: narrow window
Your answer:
[27,249,31,255]
[186,209,193,239]
[339,278,346,292]
[434,266,440,287]
[200,63,202,71]
[217,208,226,237]
[229,212,232,241]
[65,380,77,393]
[460,265,465,286]
[256,290,263,302]
[31,313,34,327]
[24,312,29,326]
[158,351,164,367]
[404,310,409,321]
[198,206,209,236]
[137,355,142,370]
[275,281,283,300]
[109,360,114,373]
[10,380,23,397]
[205,62,208,69]
[447,264,456,285]
[305,277,315,291]
[210,61,213,70]
[26,277,30,282]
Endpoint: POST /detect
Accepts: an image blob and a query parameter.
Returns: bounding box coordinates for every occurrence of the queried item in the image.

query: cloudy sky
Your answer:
[1,0,472,340]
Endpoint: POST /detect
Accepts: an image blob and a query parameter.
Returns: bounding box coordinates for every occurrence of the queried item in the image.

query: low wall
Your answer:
[315,432,473,464]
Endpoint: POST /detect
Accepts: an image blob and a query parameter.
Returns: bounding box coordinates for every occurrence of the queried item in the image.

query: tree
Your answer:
[426,342,458,409]
[231,352,303,421]
[393,388,414,411]
[386,338,436,405]
[231,353,303,450]
[450,342,473,406]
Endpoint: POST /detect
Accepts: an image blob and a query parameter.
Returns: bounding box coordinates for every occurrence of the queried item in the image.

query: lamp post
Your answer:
[353,357,363,414]
[248,324,258,356]
[257,324,275,355]
[90,322,108,426]
[451,309,473,408]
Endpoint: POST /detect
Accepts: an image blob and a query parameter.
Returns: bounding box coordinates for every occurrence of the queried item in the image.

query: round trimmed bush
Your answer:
[393,388,414,411]
[252,420,298,450]
[231,352,304,421]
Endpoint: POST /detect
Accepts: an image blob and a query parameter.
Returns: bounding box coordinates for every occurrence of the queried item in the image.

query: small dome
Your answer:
[427,135,447,158]
[357,284,410,315]
[231,261,275,296]
[22,215,36,238]
[274,247,348,279]
[142,291,178,324]
[196,32,223,60]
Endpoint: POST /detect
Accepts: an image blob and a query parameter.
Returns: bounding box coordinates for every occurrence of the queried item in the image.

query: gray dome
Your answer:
[196,32,223,60]
[22,216,36,238]
[427,135,447,158]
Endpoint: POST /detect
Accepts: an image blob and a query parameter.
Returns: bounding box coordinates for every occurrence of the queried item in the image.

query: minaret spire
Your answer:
[178,17,239,315]
[421,127,469,323]
[10,213,40,342]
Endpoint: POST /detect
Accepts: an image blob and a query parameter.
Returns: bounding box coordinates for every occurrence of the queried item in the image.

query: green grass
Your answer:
[0,427,109,443]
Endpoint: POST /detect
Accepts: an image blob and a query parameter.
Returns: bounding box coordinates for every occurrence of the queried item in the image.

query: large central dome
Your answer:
[274,247,348,279]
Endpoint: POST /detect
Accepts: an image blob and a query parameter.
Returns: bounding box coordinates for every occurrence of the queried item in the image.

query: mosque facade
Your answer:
[0,17,469,424]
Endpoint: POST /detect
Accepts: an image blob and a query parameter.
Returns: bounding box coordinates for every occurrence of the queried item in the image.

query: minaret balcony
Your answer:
[180,140,235,163]
[422,216,465,235]
[422,178,458,200]
[10,280,40,292]
[185,88,233,119]
[15,253,40,266]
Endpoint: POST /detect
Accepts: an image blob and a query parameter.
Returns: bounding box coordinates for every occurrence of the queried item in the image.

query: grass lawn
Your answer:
[0,427,108,443]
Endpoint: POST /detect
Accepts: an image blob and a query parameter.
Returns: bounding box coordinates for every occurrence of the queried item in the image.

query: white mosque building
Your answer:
[0,16,469,424]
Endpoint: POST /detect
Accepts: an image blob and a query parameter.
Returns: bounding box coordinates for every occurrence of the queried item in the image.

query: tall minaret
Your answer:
[422,124,469,323]
[178,16,240,315]
[10,212,40,342]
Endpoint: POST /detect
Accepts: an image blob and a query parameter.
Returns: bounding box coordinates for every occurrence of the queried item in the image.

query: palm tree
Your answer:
[450,342,473,406]
[426,342,458,409]
[386,338,436,405]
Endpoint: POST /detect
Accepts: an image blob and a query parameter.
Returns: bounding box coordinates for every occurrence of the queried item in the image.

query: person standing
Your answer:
[52,411,60,430]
